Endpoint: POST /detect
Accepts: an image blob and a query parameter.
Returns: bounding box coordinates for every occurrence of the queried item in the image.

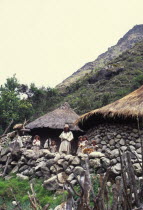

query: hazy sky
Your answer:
[0,0,143,88]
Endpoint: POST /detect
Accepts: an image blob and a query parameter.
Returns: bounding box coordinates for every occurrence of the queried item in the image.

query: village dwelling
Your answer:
[26,102,82,153]
[76,85,143,157]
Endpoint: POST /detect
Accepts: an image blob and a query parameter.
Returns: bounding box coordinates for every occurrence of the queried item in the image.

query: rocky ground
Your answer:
[0,134,142,192]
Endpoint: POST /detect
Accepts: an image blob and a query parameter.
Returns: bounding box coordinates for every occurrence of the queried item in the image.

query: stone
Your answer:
[54,153,61,162]
[46,159,55,168]
[23,150,36,159]
[1,147,9,156]
[129,145,135,151]
[133,163,142,176]
[101,141,106,145]
[0,155,7,163]
[137,148,141,154]
[130,141,135,145]
[57,172,67,184]
[111,159,117,165]
[135,143,141,149]
[120,146,127,152]
[16,173,29,180]
[44,175,59,190]
[35,171,42,177]
[22,169,30,176]
[111,149,119,158]
[73,166,85,176]
[45,152,55,159]
[109,139,115,146]
[116,135,121,139]
[19,165,29,172]
[35,161,46,171]
[89,152,105,158]
[133,129,138,133]
[71,157,80,165]
[57,159,65,166]
[10,166,19,174]
[111,163,121,175]
[119,139,125,146]
[101,157,110,168]
[89,159,101,167]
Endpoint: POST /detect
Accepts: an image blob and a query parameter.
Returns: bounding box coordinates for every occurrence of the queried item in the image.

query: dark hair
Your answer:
[83,136,88,140]
[64,127,70,132]
[78,136,83,140]
[34,135,40,140]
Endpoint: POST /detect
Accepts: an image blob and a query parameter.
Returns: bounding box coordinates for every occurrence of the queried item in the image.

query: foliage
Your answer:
[0,177,67,209]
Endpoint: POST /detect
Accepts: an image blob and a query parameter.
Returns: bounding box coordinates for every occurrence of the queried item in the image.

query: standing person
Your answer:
[59,124,73,155]
[32,135,41,154]
[44,138,51,149]
[49,140,57,153]
[77,136,83,155]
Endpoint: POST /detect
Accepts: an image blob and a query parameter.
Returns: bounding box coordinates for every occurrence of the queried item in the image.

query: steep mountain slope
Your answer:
[58,40,143,114]
[57,24,143,90]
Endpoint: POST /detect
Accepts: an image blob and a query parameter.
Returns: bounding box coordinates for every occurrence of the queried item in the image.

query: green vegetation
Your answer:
[0,176,67,209]
[1,41,143,134]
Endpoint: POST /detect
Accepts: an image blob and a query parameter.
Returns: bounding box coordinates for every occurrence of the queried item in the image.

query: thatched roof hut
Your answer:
[76,85,143,130]
[26,102,82,152]
[26,102,80,131]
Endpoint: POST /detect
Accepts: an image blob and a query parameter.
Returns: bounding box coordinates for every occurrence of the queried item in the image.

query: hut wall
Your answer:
[86,123,142,155]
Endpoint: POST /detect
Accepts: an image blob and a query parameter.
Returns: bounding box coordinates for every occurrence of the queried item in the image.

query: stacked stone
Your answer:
[86,123,142,176]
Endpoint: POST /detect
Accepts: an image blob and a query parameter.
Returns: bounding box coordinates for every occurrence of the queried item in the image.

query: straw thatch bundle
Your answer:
[76,85,143,129]
[26,102,80,131]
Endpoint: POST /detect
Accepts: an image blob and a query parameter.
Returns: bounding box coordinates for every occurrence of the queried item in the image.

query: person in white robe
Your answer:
[59,124,73,155]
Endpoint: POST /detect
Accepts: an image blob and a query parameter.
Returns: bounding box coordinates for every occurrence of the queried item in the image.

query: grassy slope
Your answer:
[0,176,67,209]
[58,41,143,115]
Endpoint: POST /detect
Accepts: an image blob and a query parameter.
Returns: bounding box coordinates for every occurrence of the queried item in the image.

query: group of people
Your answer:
[32,124,98,155]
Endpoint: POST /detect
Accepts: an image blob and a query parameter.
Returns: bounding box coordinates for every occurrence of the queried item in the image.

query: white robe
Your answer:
[59,131,73,154]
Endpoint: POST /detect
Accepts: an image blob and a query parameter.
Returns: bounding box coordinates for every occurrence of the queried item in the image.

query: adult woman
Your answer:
[59,124,73,155]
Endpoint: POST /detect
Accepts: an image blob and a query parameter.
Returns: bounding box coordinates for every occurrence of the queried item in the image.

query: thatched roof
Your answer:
[26,102,80,131]
[76,85,143,129]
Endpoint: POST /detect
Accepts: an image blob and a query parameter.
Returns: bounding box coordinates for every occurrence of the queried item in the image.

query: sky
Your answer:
[0,0,143,88]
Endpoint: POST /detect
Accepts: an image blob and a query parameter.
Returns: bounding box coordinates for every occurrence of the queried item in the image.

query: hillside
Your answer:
[57,24,143,90]
[58,40,143,114]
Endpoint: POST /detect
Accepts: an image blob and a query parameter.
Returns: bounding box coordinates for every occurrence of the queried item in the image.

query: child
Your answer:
[91,140,98,151]
[77,136,83,154]
[82,136,88,147]
[49,140,57,153]
[32,135,41,153]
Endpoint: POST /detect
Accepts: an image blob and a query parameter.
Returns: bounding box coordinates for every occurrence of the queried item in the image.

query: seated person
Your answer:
[77,136,89,154]
[49,140,57,153]
[91,140,98,151]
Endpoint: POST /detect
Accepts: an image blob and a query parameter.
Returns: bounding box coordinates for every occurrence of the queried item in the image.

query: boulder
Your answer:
[101,157,110,168]
[89,152,105,158]
[35,161,46,171]
[44,176,59,190]
[119,139,125,146]
[89,159,101,168]
[10,165,19,174]
[111,149,119,158]
[111,163,121,175]
[71,157,80,165]
[133,163,142,176]
[16,173,29,180]
[23,150,36,159]
[73,166,85,176]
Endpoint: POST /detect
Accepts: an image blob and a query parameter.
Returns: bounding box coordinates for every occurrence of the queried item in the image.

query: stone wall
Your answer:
[86,123,142,174]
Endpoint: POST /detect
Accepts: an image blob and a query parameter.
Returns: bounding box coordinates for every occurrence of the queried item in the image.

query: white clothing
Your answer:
[32,139,41,147]
[59,131,73,154]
